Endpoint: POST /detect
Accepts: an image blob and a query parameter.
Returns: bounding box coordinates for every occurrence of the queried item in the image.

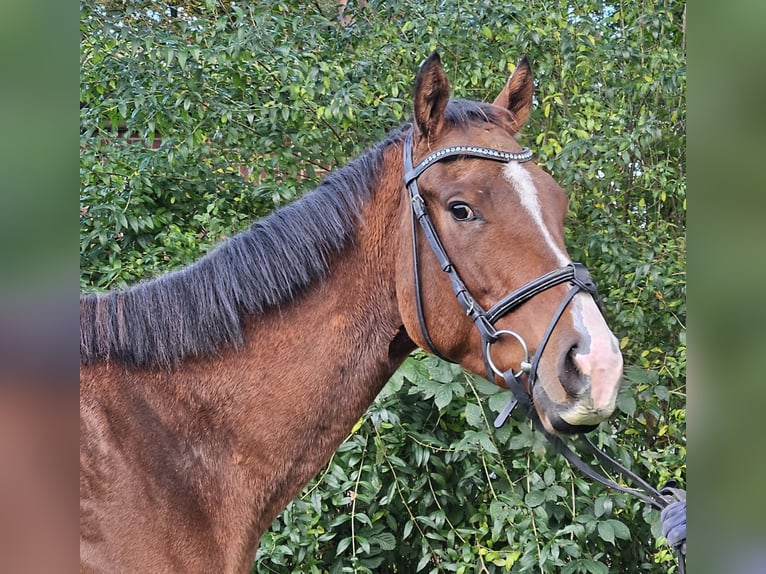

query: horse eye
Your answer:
[449,202,476,221]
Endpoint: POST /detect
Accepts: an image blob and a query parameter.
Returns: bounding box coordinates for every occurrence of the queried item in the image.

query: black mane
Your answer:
[80,101,501,368]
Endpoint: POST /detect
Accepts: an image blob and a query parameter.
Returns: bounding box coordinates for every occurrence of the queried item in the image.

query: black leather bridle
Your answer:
[402,127,600,425]
[402,128,686,572]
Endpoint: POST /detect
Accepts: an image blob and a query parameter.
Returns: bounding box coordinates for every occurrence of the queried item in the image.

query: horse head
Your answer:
[396,52,623,435]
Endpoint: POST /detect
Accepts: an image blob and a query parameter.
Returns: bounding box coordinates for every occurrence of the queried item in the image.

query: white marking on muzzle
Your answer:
[503,162,569,266]
[565,294,624,423]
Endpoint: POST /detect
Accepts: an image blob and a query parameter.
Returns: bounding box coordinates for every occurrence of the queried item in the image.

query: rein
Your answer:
[402,128,686,573]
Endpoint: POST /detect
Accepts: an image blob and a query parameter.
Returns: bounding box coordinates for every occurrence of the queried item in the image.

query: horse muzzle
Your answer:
[534,331,623,435]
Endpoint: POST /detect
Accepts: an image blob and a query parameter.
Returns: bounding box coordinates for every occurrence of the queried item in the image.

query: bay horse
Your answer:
[80,52,623,572]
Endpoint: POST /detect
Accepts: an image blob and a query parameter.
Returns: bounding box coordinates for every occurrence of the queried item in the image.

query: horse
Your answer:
[80,52,623,573]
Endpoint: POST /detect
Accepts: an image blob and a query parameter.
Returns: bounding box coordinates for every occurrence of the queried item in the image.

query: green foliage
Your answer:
[81,0,685,571]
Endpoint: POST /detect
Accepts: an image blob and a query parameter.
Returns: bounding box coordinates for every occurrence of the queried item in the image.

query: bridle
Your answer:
[402,127,599,425]
[402,127,686,573]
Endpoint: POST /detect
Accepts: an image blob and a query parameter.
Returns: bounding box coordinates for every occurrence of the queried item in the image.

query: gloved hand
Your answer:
[660,499,686,550]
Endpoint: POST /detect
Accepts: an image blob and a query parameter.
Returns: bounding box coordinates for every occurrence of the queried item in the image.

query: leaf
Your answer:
[434,384,453,410]
[335,536,351,556]
[115,211,127,231]
[356,535,370,554]
[508,430,532,450]
[361,555,385,569]
[489,391,514,414]
[616,394,636,417]
[403,520,414,540]
[397,356,427,384]
[583,558,609,574]
[489,499,509,539]
[375,532,396,551]
[597,521,615,544]
[524,491,545,507]
[655,385,670,402]
[429,359,457,383]
[620,336,629,349]
[607,519,631,540]
[350,417,364,434]
[472,376,501,396]
[594,496,613,518]
[464,403,484,429]
[479,433,499,455]
[622,365,659,387]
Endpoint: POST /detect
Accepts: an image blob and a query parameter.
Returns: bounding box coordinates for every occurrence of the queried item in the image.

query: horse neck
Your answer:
[201,150,413,539]
[79,144,418,571]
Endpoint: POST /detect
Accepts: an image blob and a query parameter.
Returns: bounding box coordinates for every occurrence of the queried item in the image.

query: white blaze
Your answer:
[503,162,569,266]
[503,161,623,421]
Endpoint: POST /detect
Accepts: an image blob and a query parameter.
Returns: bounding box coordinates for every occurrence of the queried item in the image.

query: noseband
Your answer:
[402,128,686,573]
[402,128,599,426]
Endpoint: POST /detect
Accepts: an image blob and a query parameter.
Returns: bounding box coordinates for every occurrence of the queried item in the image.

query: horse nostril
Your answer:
[559,345,587,397]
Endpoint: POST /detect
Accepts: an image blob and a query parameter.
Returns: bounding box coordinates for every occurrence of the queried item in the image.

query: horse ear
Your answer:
[493,56,534,133]
[413,52,450,140]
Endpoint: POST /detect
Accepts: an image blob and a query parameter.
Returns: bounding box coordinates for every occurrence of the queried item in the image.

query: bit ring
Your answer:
[485,329,531,379]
